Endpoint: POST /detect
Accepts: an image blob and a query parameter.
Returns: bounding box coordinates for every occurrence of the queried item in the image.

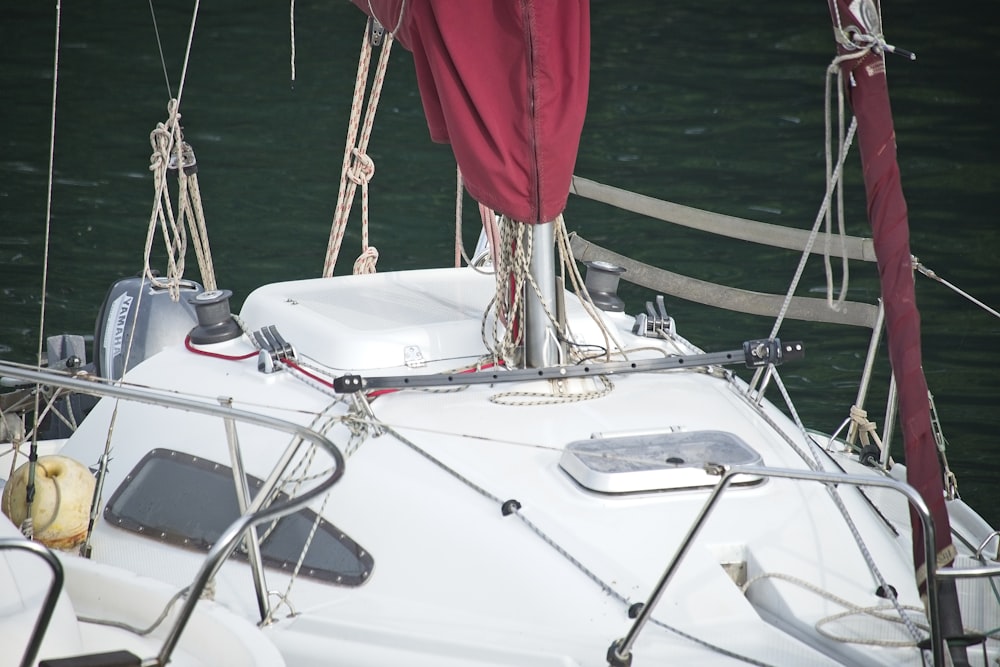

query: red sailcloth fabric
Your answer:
[826,0,956,596]
[350,0,590,224]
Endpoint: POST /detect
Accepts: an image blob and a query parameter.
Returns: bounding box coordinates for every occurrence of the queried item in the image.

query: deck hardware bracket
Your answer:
[404,345,426,368]
[334,375,364,393]
[875,584,898,599]
[703,463,727,477]
[742,339,803,368]
[860,443,882,467]
[606,640,633,667]
[368,18,385,47]
[253,325,296,374]
[632,295,675,338]
[331,339,805,393]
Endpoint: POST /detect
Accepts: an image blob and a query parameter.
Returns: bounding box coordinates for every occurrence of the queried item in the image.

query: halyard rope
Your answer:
[145,101,218,297]
[484,215,622,405]
[322,16,399,277]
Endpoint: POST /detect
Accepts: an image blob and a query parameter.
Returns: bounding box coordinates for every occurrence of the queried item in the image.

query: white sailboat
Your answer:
[3,1,999,665]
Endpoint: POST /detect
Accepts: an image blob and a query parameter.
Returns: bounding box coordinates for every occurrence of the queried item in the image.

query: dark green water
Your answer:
[2,2,998,523]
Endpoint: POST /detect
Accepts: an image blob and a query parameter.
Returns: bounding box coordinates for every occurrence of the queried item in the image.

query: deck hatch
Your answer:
[105,448,373,586]
[560,430,762,493]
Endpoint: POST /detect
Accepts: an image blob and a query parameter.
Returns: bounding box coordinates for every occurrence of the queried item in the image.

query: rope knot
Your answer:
[347,148,375,185]
[149,123,173,172]
[353,246,379,275]
[849,404,879,446]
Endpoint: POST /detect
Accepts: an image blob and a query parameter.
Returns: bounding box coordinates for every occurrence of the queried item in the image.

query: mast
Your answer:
[525,221,559,367]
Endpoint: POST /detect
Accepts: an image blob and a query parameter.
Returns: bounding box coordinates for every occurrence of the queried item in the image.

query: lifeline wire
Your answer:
[379,422,775,666]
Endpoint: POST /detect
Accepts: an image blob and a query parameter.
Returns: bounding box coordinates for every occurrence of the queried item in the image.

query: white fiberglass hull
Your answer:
[48,267,998,666]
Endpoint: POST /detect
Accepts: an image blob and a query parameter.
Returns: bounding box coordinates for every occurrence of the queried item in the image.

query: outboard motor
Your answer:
[93,274,203,381]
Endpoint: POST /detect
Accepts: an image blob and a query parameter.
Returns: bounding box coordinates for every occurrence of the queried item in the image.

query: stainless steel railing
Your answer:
[608,464,1000,667]
[0,360,345,666]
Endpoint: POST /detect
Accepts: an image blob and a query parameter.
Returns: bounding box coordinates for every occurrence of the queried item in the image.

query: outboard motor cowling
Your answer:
[93,275,203,380]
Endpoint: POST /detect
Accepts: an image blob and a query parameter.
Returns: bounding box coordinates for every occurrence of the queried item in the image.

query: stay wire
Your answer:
[25,0,66,537]
[148,0,174,99]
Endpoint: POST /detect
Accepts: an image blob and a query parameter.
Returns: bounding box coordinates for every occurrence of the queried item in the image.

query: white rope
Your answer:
[765,369,926,645]
[823,49,851,313]
[289,0,296,84]
[84,0,206,558]
[767,49,868,342]
[323,19,394,277]
[184,165,217,290]
[454,166,463,267]
[554,215,625,362]
[140,0,215,297]
[144,101,217,297]
[480,215,626,405]
[144,106,186,299]
[349,148,379,275]
[488,215,528,365]
[846,404,884,451]
[743,572,929,649]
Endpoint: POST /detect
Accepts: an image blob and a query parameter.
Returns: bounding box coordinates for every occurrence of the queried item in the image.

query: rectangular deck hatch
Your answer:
[560,430,762,493]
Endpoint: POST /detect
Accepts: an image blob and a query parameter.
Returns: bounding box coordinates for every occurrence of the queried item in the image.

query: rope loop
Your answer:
[143,98,217,299]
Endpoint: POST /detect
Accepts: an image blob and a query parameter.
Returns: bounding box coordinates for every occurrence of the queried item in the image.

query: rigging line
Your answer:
[0,360,325,420]
[172,0,201,113]
[380,422,774,666]
[25,0,66,537]
[916,262,1000,320]
[89,0,206,550]
[766,368,926,646]
[147,0,174,99]
[766,49,867,343]
[744,572,929,648]
[455,166,463,267]
[290,0,296,84]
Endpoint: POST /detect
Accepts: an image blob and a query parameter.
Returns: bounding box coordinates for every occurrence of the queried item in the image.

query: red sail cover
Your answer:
[351,0,590,224]
[827,0,955,595]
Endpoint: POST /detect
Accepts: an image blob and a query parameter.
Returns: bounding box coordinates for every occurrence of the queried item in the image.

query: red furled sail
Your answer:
[351,0,590,224]
[827,0,960,617]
